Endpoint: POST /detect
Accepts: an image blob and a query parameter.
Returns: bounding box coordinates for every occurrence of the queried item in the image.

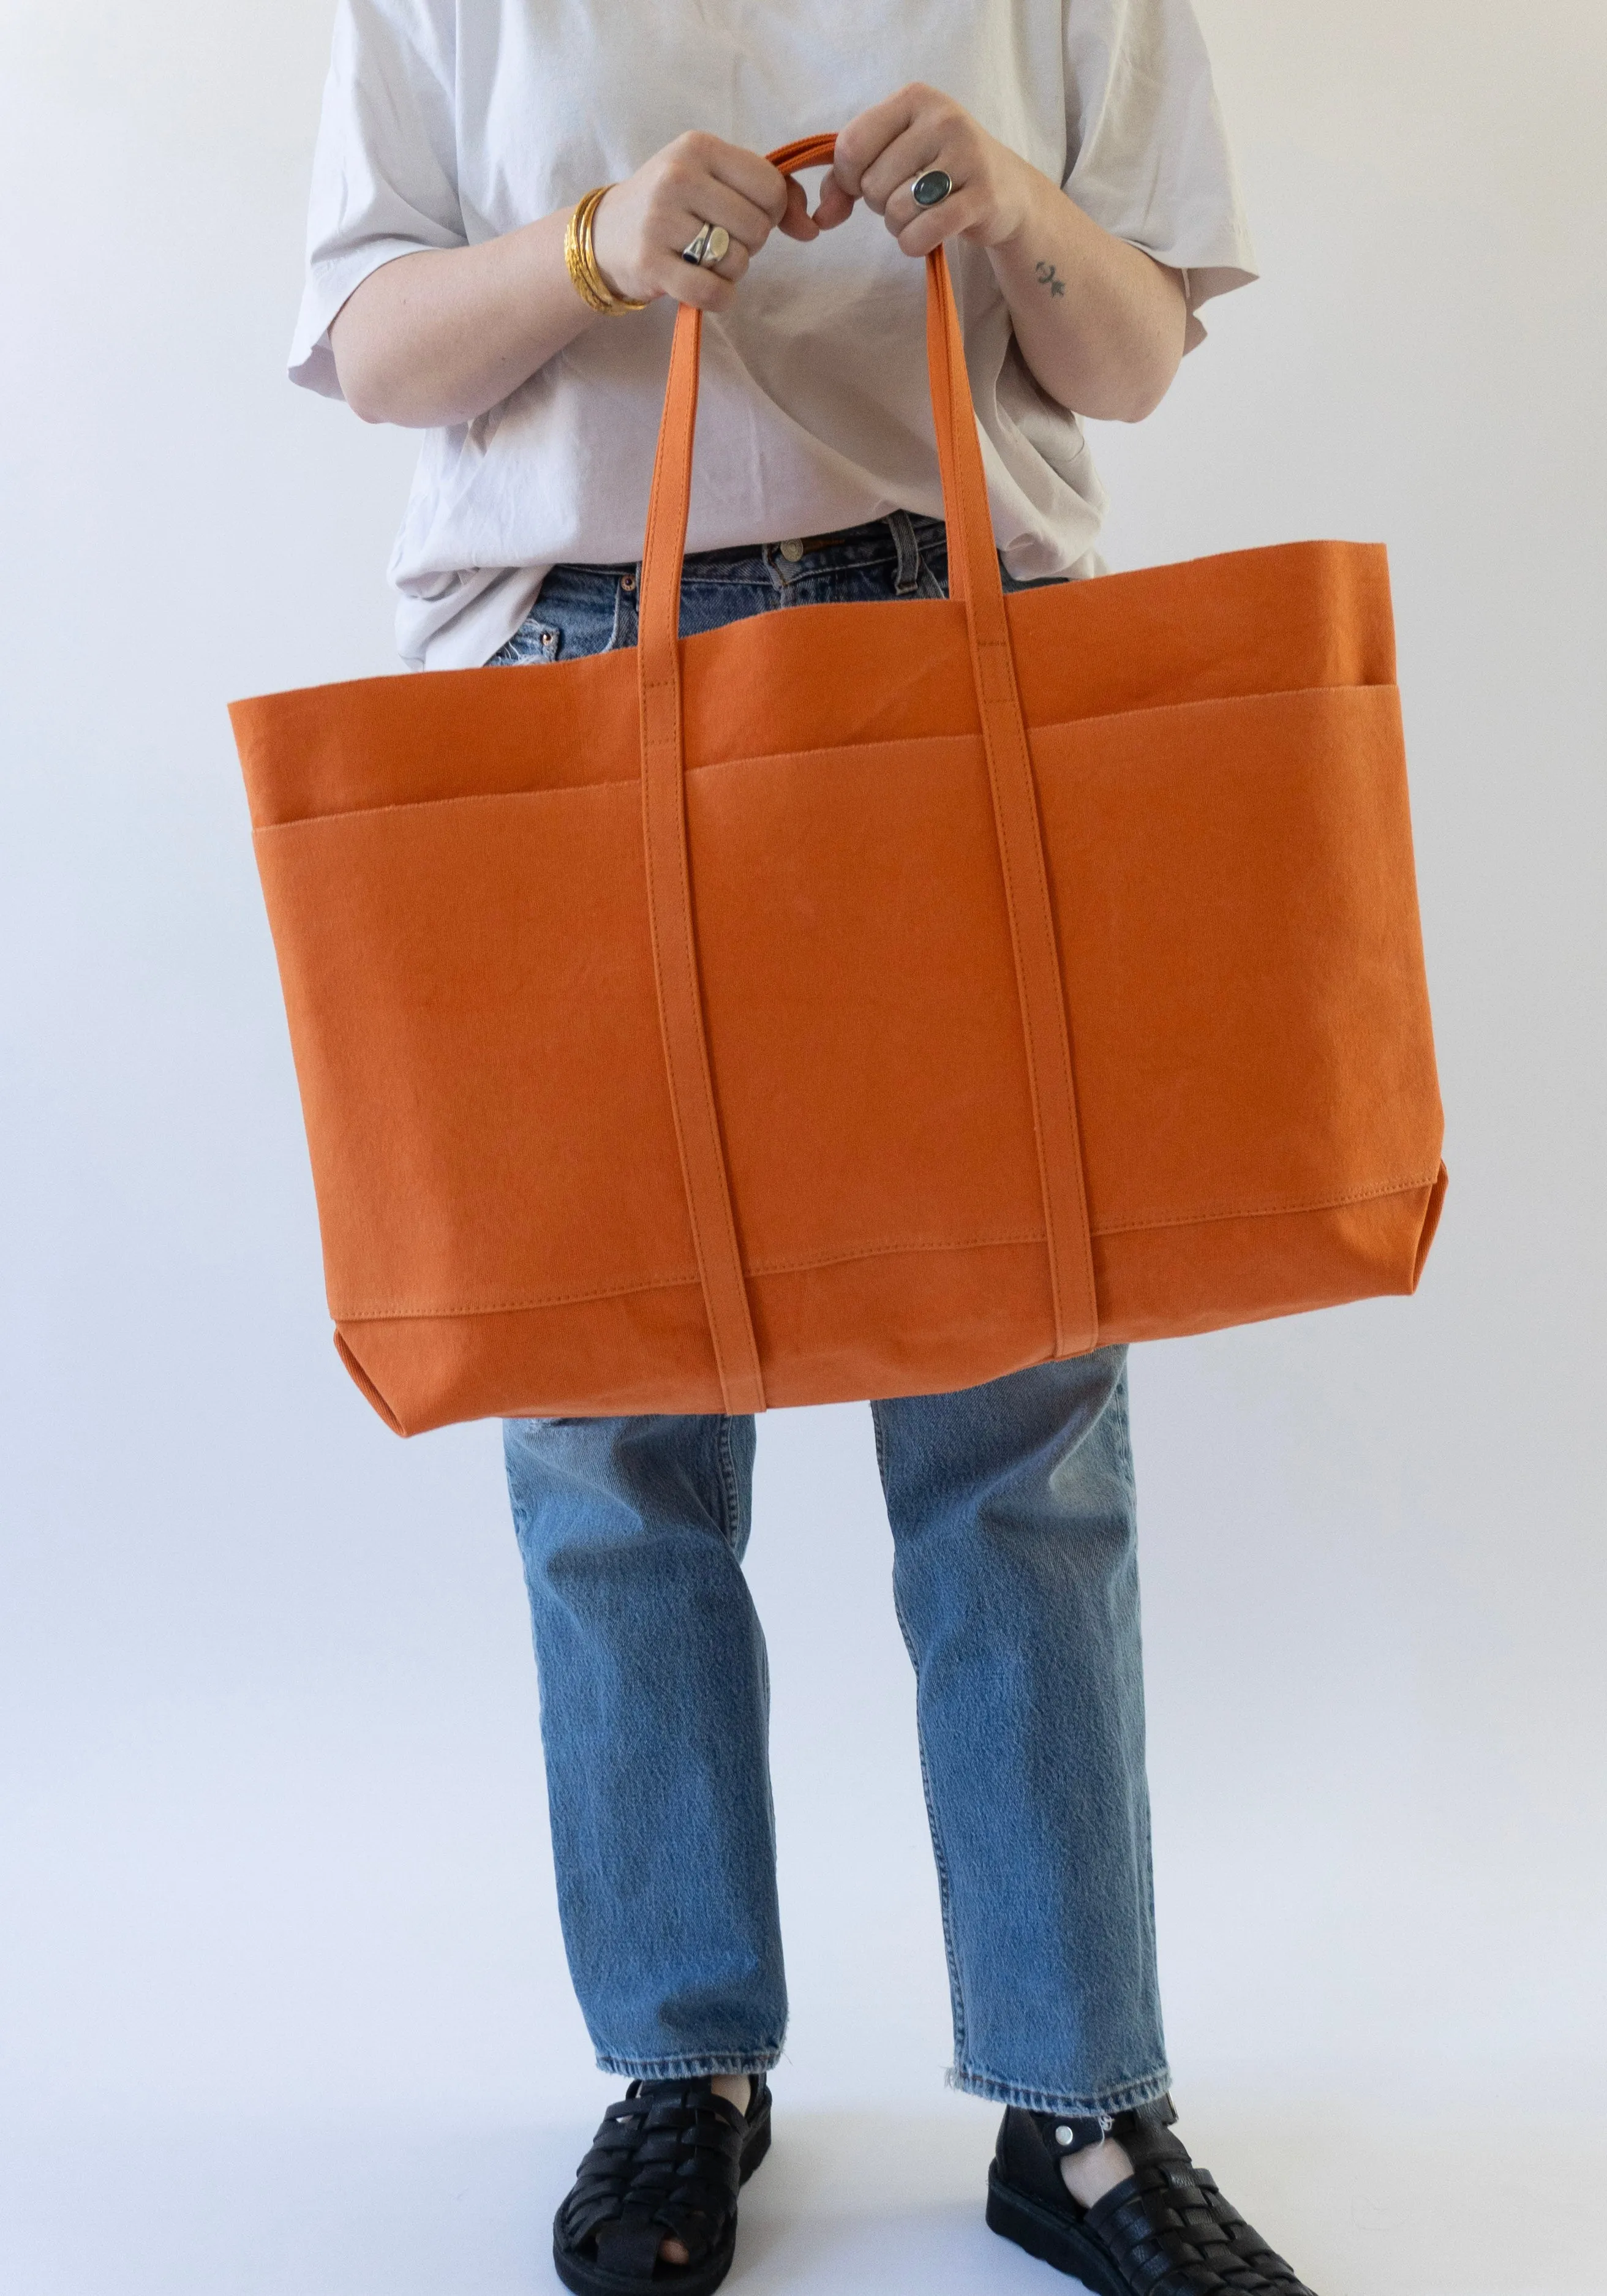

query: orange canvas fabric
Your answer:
[232,134,1445,1436]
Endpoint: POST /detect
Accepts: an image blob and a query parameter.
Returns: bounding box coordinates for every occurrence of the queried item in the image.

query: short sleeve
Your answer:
[1063,0,1257,352]
[289,0,465,399]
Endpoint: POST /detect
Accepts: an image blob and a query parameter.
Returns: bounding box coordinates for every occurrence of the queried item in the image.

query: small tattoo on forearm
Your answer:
[1034,261,1066,298]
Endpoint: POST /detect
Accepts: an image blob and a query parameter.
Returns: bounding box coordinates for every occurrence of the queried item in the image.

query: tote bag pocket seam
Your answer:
[250,683,1397,832]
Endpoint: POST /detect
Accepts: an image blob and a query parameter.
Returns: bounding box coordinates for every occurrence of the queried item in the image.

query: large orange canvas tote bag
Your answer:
[232,133,1445,1436]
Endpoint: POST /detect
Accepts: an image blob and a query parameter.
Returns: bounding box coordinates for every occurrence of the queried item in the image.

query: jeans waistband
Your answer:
[557,510,946,584]
[693,511,945,566]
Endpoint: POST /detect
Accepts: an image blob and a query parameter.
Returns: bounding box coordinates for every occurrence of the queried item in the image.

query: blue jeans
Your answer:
[497,513,1170,2116]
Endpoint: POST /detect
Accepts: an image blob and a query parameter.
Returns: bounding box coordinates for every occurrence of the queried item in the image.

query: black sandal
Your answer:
[553,2075,772,2295]
[987,2096,1318,2295]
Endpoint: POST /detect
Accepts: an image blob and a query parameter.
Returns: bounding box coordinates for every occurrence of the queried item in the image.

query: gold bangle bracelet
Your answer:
[564,186,649,315]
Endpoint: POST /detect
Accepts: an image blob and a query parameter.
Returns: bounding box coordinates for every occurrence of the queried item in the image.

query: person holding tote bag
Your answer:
[288,5,1320,2292]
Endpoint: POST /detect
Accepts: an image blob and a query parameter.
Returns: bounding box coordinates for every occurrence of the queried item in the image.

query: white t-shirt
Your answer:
[292,0,1257,670]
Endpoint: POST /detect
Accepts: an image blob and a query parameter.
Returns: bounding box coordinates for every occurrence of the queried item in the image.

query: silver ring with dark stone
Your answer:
[911,169,954,208]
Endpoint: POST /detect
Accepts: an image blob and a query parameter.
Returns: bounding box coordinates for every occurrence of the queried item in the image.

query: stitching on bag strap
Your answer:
[639,303,767,1415]
[630,134,848,1416]
[925,250,1099,1360]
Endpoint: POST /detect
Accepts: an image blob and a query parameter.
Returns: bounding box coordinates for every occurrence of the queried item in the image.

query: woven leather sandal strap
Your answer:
[1089,2157,1310,2294]
[593,2218,667,2274]
[561,2080,749,2268]
[1193,2169,1315,2293]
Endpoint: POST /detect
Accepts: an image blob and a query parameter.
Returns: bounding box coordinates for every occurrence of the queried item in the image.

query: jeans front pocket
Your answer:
[489,570,633,666]
[487,615,563,666]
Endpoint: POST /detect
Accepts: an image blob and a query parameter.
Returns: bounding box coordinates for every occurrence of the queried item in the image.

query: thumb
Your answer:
[777,176,821,241]
[812,170,857,230]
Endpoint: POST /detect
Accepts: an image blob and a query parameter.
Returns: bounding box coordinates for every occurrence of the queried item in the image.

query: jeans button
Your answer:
[778,539,804,563]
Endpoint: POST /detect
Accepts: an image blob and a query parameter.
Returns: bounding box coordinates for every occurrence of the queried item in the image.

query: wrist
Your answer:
[979,146,1037,251]
[587,184,650,306]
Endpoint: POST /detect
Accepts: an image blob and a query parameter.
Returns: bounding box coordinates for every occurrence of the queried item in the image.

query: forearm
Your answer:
[826,85,1189,427]
[331,209,596,429]
[987,175,1187,423]
[331,136,813,430]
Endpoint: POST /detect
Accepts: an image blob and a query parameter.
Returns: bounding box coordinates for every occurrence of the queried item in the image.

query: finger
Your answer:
[811,172,856,230]
[830,85,927,198]
[705,237,751,286]
[669,177,781,257]
[661,233,751,294]
[776,177,821,242]
[658,257,742,314]
[882,167,963,239]
[893,184,988,260]
[695,135,791,226]
[857,122,947,217]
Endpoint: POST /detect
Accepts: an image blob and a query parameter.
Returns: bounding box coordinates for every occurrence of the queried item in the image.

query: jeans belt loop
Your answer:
[887,507,922,595]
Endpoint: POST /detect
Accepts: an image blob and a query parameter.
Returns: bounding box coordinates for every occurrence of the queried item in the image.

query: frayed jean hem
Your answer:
[947,2061,1173,2117]
[595,2048,783,2081]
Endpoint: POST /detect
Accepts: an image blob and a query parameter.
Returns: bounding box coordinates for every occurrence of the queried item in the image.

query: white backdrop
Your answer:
[1,6,1603,2293]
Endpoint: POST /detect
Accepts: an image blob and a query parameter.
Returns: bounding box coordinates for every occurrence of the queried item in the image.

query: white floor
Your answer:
[2,2103,1600,2296]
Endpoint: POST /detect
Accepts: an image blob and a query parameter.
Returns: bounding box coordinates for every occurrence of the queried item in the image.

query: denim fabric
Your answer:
[486,508,955,667]
[497,512,1170,2115]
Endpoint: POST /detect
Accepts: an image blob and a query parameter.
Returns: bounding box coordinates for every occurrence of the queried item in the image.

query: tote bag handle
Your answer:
[637,132,1099,1414]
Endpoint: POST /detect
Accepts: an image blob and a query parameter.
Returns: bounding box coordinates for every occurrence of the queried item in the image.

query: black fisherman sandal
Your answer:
[987,2095,1318,2295]
[553,2074,772,2295]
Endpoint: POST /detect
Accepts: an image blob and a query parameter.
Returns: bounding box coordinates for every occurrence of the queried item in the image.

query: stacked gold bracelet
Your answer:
[564,186,648,315]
